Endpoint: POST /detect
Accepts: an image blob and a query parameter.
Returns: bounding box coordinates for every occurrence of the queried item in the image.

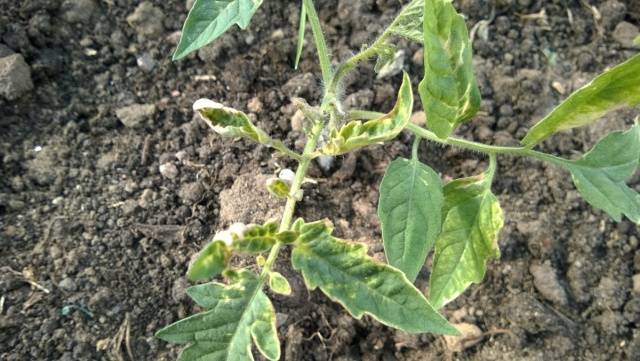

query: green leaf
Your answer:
[174,0,264,60]
[562,126,640,222]
[156,270,280,361]
[378,157,443,282]
[418,0,481,139]
[322,72,414,155]
[187,240,230,282]
[387,0,424,43]
[634,35,640,46]
[194,99,271,144]
[429,162,503,309]
[268,272,292,295]
[522,54,640,146]
[291,219,459,335]
[302,0,333,84]
[234,223,279,253]
[294,3,307,69]
[266,178,290,199]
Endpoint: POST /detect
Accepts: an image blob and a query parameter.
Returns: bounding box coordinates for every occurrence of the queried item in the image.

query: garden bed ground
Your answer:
[2,0,640,360]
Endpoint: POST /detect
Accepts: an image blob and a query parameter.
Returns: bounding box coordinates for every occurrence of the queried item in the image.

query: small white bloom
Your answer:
[228,222,247,238]
[214,230,234,246]
[278,168,295,184]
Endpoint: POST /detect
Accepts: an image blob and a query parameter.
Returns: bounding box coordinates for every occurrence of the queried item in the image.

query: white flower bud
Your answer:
[228,222,247,238]
[213,230,234,246]
[278,168,295,184]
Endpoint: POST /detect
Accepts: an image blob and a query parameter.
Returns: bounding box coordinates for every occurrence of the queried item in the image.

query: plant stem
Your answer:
[326,35,389,98]
[411,136,421,160]
[406,123,568,167]
[260,121,324,279]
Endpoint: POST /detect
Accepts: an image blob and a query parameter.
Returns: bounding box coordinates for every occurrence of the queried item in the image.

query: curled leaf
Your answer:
[419,0,481,139]
[266,178,290,198]
[522,54,640,146]
[187,240,230,282]
[322,72,414,155]
[194,99,271,143]
[233,223,279,254]
[268,271,292,296]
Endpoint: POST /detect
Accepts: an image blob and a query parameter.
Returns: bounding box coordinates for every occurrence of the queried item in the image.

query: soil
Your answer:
[2,0,640,360]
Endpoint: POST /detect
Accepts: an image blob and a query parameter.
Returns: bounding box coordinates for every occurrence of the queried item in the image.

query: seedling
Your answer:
[157,0,640,359]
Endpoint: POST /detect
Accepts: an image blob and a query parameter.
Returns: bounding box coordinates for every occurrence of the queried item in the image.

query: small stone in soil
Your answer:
[179,182,204,205]
[291,110,305,132]
[136,53,156,72]
[530,262,568,305]
[0,54,34,101]
[115,103,156,128]
[443,323,483,353]
[126,2,165,39]
[61,0,97,24]
[159,162,179,179]
[633,274,640,294]
[410,111,426,126]
[612,22,640,48]
[58,278,77,292]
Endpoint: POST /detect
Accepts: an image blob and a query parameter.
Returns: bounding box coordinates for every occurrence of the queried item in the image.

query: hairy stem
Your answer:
[327,34,389,99]
[260,121,324,280]
[407,123,568,166]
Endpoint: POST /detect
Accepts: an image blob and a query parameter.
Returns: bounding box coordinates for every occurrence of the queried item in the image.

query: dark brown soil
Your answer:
[2,0,640,360]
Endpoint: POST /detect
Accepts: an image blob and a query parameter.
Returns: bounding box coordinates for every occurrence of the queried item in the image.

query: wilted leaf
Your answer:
[562,125,640,222]
[156,270,280,361]
[322,72,413,155]
[429,164,503,309]
[291,219,459,335]
[378,157,443,282]
[187,240,230,282]
[522,54,640,146]
[418,0,481,139]
[174,0,264,60]
[268,272,292,295]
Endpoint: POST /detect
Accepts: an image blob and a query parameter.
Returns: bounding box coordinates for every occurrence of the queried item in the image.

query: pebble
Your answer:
[171,278,188,303]
[613,22,640,48]
[530,262,568,305]
[115,103,156,128]
[126,2,165,38]
[443,323,483,352]
[0,54,34,101]
[61,0,97,24]
[136,53,156,72]
[159,162,179,179]
[179,182,204,205]
[633,274,640,294]
[291,109,305,132]
[410,111,426,126]
[247,97,263,113]
[138,189,155,209]
[58,277,77,292]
